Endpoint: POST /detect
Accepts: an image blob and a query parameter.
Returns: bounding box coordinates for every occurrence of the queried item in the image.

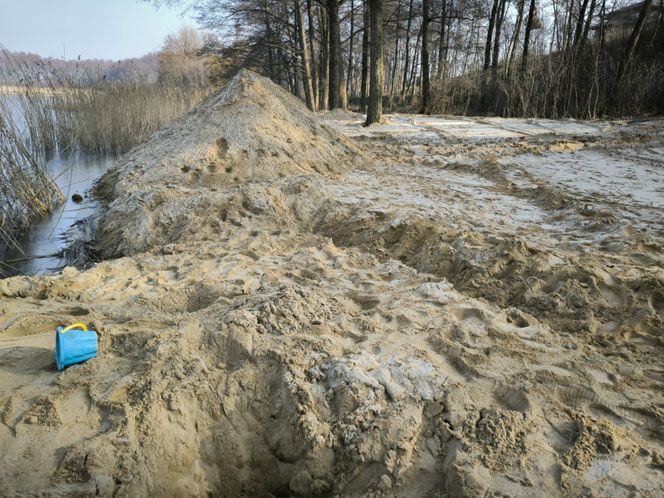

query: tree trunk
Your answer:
[420,0,431,114]
[366,0,384,125]
[339,34,348,110]
[262,0,276,80]
[484,0,499,70]
[287,18,300,95]
[507,0,525,74]
[579,0,598,52]
[521,0,537,72]
[401,0,414,97]
[360,0,370,111]
[491,0,507,73]
[389,0,402,100]
[347,0,355,100]
[319,6,330,110]
[616,0,652,82]
[306,0,319,106]
[436,0,447,79]
[443,14,452,79]
[407,30,421,97]
[295,0,316,111]
[573,0,591,52]
[328,0,342,110]
[562,0,575,53]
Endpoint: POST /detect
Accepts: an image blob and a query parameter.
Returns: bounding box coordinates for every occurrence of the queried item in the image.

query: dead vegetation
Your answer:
[0,45,211,262]
[0,48,63,254]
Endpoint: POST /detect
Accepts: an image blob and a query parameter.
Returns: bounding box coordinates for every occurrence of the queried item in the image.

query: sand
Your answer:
[1,70,663,497]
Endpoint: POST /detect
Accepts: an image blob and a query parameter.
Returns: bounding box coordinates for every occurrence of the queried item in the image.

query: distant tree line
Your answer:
[3,51,161,85]
[156,0,664,119]
[3,27,218,90]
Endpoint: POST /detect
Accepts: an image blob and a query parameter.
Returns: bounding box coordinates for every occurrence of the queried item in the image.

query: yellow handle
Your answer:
[60,322,88,333]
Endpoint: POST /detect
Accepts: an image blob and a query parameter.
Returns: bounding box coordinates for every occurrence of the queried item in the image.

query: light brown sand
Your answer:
[1,71,663,497]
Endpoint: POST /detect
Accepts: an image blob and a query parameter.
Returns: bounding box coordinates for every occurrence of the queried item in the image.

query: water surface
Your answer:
[1,153,115,276]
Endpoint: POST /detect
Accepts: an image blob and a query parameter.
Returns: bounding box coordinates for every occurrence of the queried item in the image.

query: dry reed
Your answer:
[51,83,210,154]
[1,44,211,263]
[0,47,64,252]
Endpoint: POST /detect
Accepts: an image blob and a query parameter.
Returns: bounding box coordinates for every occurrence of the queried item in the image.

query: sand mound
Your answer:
[1,88,664,497]
[101,69,357,191]
[3,230,663,497]
[95,70,359,256]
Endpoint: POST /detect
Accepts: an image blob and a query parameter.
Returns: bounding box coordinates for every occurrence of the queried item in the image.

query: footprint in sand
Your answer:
[598,283,628,307]
[494,384,531,413]
[453,307,488,327]
[649,291,664,314]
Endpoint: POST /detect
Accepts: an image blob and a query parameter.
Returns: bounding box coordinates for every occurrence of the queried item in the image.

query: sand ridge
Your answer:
[1,71,663,497]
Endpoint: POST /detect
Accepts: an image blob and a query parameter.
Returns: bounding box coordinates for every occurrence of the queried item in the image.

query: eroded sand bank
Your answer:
[1,71,663,497]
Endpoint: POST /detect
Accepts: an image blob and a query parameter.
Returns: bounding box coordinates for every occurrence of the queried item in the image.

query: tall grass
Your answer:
[427,56,664,119]
[0,120,64,249]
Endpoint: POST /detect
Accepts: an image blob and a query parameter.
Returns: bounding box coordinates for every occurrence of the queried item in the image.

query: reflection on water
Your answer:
[1,153,115,276]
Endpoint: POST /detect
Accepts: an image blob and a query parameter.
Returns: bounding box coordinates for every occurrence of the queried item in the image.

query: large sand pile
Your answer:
[95,69,359,257]
[1,73,663,497]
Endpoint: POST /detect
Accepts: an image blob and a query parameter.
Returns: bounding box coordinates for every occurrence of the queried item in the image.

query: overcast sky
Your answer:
[0,0,192,60]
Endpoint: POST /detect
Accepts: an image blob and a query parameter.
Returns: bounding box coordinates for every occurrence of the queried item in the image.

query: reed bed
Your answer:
[52,83,210,154]
[2,57,211,156]
[0,49,64,253]
[1,45,212,264]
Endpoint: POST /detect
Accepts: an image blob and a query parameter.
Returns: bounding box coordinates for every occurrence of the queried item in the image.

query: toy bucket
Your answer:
[55,322,98,371]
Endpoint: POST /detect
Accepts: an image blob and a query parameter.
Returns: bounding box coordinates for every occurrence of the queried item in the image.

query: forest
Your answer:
[188,0,664,120]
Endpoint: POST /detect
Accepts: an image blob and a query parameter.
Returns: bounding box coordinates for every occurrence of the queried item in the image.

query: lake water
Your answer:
[0,152,115,277]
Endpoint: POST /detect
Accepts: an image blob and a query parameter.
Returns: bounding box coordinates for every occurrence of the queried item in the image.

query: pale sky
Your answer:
[0,0,192,60]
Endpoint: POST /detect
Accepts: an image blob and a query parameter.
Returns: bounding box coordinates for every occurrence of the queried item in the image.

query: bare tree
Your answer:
[328,0,342,109]
[484,0,499,70]
[158,26,209,87]
[360,0,370,111]
[617,0,653,82]
[143,0,664,119]
[521,0,537,72]
[295,0,316,111]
